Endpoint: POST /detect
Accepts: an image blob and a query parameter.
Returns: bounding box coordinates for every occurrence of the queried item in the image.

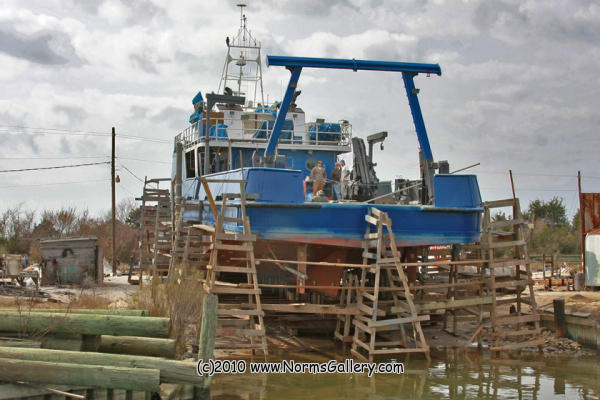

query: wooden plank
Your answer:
[216,232,256,241]
[490,337,545,351]
[191,224,216,233]
[493,314,540,326]
[489,259,528,268]
[216,328,265,337]
[492,328,542,338]
[203,179,246,183]
[350,348,370,363]
[211,287,261,295]
[483,199,515,208]
[218,309,263,316]
[492,279,530,289]
[371,348,429,355]
[214,343,264,349]
[358,302,386,317]
[223,217,244,223]
[211,265,256,273]
[214,243,253,251]
[392,297,493,312]
[352,319,374,335]
[260,303,359,315]
[368,315,430,328]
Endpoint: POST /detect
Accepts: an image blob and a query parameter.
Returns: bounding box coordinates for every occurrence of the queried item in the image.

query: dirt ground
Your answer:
[0,275,138,308]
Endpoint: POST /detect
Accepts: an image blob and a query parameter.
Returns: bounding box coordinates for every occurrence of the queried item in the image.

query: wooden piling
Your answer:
[198,294,218,363]
[0,311,170,337]
[98,335,176,358]
[0,346,201,385]
[0,357,160,392]
[553,299,566,338]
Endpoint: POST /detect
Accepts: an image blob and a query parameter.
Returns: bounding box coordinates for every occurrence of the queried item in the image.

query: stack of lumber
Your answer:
[0,309,204,394]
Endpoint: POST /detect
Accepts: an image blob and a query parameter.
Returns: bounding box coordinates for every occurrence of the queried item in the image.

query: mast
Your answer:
[218,3,264,107]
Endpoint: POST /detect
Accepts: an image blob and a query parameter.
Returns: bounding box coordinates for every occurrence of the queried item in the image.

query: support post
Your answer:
[175,142,183,203]
[263,66,302,161]
[578,171,586,280]
[111,127,117,275]
[198,294,218,361]
[198,293,218,391]
[553,299,566,338]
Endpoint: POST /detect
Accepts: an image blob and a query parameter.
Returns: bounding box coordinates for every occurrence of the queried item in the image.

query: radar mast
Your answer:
[218,3,265,107]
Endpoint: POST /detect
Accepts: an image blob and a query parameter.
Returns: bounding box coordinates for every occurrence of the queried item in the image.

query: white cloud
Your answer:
[0,0,599,216]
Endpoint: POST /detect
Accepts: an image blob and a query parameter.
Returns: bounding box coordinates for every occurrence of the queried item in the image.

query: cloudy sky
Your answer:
[1,0,599,218]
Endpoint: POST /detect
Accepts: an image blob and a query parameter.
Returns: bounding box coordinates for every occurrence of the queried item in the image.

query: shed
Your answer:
[584,229,600,287]
[40,237,103,285]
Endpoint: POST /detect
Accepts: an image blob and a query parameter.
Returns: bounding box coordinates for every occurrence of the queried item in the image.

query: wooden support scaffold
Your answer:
[169,199,212,276]
[201,177,268,358]
[463,198,544,352]
[135,177,171,284]
[350,207,431,363]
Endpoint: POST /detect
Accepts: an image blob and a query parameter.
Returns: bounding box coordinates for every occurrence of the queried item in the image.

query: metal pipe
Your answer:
[266,56,441,75]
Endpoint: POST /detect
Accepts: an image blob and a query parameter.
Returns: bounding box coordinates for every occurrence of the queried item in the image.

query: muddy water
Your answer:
[209,349,600,399]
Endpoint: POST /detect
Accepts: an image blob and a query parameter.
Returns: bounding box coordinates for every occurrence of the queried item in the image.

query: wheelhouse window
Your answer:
[185,150,196,178]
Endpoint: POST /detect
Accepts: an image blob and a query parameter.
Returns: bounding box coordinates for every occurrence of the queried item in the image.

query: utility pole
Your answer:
[112,127,117,275]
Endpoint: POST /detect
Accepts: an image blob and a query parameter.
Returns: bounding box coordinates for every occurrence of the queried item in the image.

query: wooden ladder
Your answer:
[202,178,268,358]
[351,207,430,362]
[465,198,544,351]
[334,270,358,346]
[137,178,171,283]
[151,192,173,277]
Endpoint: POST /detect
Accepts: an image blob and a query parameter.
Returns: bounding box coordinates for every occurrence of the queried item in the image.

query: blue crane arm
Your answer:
[264,55,441,161]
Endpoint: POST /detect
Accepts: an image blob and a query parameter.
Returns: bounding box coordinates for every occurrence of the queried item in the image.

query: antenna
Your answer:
[218,2,264,105]
[237,3,247,41]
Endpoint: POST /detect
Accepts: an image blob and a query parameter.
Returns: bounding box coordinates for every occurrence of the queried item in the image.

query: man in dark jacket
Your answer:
[330,163,342,200]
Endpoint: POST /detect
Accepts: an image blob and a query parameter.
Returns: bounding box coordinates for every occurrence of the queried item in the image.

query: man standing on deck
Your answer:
[311,160,326,196]
[340,160,350,200]
[331,163,342,200]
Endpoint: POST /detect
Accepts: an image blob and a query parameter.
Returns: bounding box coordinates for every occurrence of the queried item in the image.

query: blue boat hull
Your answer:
[182,167,482,249]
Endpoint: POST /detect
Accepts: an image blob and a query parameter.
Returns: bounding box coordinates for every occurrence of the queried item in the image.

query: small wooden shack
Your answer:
[40,237,103,285]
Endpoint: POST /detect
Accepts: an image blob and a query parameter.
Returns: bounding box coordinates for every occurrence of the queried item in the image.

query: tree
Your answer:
[527,197,568,227]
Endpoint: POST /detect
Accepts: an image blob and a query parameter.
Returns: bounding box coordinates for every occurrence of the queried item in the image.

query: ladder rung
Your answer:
[216,232,256,241]
[203,179,247,183]
[210,265,256,273]
[223,217,244,223]
[211,287,261,295]
[362,251,378,260]
[216,328,265,337]
[214,243,253,251]
[218,309,263,316]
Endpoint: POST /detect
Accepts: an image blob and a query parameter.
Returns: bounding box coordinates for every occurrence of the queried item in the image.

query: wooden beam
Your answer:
[259,303,359,315]
[0,346,201,385]
[368,315,430,328]
[0,358,160,392]
[0,312,170,338]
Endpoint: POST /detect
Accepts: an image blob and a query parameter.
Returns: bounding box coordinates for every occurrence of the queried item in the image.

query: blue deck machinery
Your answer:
[261,55,444,204]
[177,54,482,296]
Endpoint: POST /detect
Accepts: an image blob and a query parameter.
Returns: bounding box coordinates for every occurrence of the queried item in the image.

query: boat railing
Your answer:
[174,115,352,148]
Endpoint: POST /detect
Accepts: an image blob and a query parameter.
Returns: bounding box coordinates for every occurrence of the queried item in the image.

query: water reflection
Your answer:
[209,349,600,400]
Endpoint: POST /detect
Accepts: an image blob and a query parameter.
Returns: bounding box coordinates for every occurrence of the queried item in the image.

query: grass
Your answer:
[128,264,205,358]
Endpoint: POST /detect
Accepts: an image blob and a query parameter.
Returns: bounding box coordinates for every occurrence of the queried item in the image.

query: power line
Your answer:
[117,156,171,165]
[0,125,172,143]
[0,155,109,160]
[0,178,111,189]
[119,164,144,183]
[0,161,110,173]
